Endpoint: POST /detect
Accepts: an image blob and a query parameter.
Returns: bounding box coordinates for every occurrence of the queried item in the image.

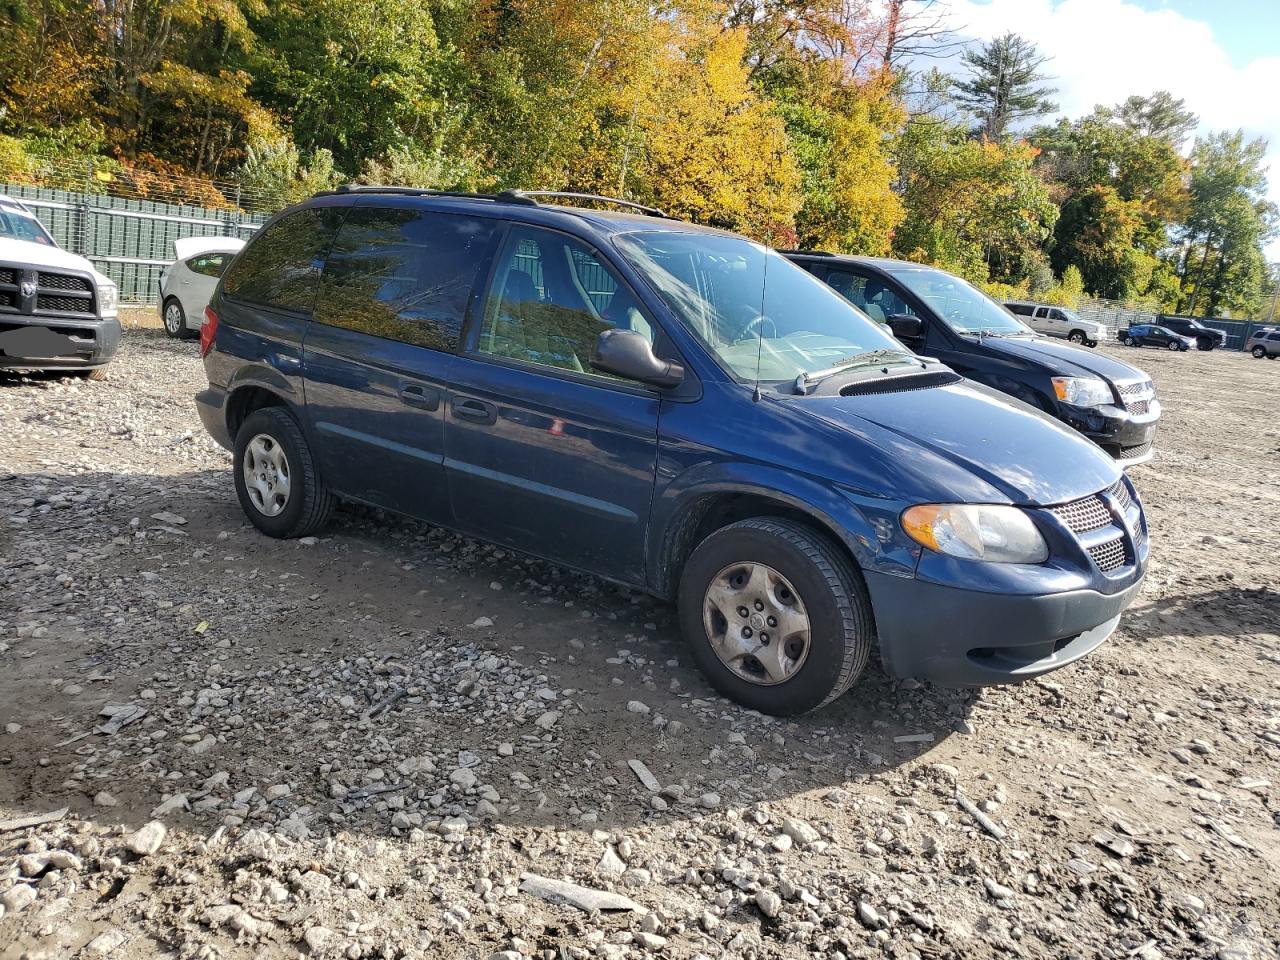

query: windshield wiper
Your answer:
[792,349,918,394]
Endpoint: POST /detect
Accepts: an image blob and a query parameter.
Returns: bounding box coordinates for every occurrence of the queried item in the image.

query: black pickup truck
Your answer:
[1156,315,1226,351]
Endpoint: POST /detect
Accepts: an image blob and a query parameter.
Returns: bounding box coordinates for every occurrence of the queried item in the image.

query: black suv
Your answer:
[786,252,1160,466]
[1155,314,1225,351]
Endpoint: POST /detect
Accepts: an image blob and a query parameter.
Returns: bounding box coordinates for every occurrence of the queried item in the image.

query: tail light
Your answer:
[200,306,218,358]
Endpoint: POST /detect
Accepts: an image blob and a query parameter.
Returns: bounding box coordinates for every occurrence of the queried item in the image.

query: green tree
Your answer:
[1116,90,1197,145]
[951,32,1056,140]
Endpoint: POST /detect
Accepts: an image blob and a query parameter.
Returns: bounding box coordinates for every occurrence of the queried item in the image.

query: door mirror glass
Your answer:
[591,329,684,387]
[886,314,923,341]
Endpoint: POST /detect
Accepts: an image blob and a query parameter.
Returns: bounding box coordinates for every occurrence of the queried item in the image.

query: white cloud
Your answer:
[943,0,1280,258]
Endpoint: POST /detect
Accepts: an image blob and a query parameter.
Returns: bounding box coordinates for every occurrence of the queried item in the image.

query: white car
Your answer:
[0,196,120,379]
[1003,301,1107,348]
[158,236,244,339]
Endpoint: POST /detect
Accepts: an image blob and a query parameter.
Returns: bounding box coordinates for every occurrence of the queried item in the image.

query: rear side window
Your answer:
[222,207,344,312]
[315,206,498,352]
[187,253,230,278]
[825,269,913,324]
[1006,303,1033,316]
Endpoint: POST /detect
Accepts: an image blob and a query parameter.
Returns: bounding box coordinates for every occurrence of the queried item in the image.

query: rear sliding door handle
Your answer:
[451,396,497,425]
[398,383,440,411]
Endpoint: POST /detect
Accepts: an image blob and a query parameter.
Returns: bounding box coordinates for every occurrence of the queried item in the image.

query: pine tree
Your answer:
[951,32,1056,140]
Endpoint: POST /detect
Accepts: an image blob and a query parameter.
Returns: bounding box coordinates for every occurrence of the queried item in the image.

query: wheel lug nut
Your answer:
[754,600,764,611]
[767,616,777,628]
[742,626,753,639]
[760,632,770,644]
[737,606,749,618]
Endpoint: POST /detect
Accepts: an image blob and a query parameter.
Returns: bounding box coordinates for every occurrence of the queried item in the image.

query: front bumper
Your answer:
[0,313,121,371]
[1058,400,1160,466]
[865,570,1144,686]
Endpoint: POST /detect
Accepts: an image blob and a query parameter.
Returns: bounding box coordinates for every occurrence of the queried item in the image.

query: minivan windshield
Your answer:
[615,232,909,382]
[887,265,1032,336]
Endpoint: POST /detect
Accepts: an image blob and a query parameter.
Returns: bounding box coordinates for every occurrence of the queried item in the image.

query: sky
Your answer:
[941,0,1280,258]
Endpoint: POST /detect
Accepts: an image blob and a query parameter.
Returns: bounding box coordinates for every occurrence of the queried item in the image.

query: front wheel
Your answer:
[678,518,874,716]
[1197,338,1215,351]
[1168,341,1182,351]
[233,407,335,538]
[1121,336,1133,346]
[1252,346,1267,358]
[1068,330,1087,344]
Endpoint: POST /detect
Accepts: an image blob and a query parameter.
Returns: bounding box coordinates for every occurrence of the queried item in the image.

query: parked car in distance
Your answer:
[1246,328,1280,359]
[159,236,245,339]
[1156,314,1225,351]
[0,196,119,380]
[1003,300,1106,347]
[196,187,1149,716]
[786,251,1160,467]
[1119,324,1195,351]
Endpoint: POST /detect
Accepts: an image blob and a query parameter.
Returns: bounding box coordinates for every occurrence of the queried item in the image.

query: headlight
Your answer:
[96,282,118,318]
[902,504,1048,564]
[1051,376,1112,407]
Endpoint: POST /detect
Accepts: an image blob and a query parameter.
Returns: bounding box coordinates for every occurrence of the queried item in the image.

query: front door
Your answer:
[303,202,500,523]
[444,224,662,585]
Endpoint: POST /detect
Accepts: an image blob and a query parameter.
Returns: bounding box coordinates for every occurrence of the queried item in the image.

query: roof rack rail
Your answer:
[497,190,670,218]
[322,184,539,205]
[776,248,835,257]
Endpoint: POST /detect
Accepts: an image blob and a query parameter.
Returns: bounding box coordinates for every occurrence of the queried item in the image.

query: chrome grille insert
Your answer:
[1088,537,1127,573]
[1050,493,1112,534]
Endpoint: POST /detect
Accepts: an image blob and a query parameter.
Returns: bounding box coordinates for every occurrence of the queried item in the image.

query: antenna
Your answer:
[752,244,769,403]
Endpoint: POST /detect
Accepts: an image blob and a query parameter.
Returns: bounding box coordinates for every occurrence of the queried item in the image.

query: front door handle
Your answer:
[399,383,440,411]
[451,396,497,425]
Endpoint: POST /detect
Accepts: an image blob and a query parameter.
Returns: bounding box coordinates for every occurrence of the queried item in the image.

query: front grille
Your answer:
[1111,480,1133,513]
[1116,380,1152,397]
[36,271,91,292]
[1116,379,1155,415]
[36,294,93,314]
[1119,440,1152,461]
[1050,493,1113,533]
[0,268,14,285]
[0,291,12,309]
[1126,398,1149,415]
[1088,537,1127,572]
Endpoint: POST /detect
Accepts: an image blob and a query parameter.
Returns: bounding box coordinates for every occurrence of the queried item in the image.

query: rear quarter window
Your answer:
[222,207,345,313]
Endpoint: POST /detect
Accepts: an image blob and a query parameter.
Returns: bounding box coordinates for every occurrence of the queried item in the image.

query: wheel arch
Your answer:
[224,366,301,439]
[648,472,910,601]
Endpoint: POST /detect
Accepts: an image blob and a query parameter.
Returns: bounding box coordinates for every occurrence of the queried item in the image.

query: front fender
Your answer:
[646,457,920,597]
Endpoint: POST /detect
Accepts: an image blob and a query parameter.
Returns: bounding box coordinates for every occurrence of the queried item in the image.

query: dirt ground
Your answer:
[1,331,1277,960]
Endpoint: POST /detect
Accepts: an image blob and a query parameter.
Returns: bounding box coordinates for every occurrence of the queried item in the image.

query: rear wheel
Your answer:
[1253,345,1267,358]
[162,298,195,340]
[678,518,873,716]
[233,407,334,538]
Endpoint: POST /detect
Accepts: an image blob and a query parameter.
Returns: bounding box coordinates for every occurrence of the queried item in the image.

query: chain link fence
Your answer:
[2,155,275,304]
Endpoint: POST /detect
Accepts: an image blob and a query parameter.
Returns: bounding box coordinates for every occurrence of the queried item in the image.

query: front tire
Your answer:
[233,407,334,538]
[1121,336,1133,346]
[162,298,195,340]
[1168,341,1181,351]
[677,518,874,716]
[1197,338,1215,351]
[1068,330,1087,344]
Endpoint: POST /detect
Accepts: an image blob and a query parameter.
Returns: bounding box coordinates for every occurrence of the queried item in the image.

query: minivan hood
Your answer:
[981,335,1147,383]
[0,237,112,287]
[801,380,1120,506]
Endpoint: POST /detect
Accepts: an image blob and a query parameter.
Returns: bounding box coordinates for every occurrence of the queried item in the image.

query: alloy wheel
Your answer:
[164,302,184,335]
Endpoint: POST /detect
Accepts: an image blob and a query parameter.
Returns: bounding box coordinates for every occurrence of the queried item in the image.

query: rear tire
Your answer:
[233,407,334,538]
[677,518,874,716]
[1252,346,1266,358]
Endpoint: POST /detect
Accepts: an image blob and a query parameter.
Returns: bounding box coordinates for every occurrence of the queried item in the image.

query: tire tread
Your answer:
[238,407,335,538]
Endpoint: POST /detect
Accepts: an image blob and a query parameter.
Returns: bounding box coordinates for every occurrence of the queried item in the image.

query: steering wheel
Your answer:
[739,314,779,342]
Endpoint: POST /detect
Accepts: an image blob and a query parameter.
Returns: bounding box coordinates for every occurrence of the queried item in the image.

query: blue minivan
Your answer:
[195,188,1148,715]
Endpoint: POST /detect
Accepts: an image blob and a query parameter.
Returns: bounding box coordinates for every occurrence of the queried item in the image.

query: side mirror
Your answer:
[886,314,923,340]
[591,328,684,388]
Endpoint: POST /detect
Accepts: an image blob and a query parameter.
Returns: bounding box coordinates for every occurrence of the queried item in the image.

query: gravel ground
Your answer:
[1,331,1277,960]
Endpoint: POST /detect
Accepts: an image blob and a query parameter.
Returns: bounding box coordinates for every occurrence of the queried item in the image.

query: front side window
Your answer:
[825,269,915,325]
[476,226,652,376]
[616,232,905,382]
[0,208,55,246]
[222,207,345,312]
[886,265,1032,337]
[317,206,498,351]
[187,253,230,278]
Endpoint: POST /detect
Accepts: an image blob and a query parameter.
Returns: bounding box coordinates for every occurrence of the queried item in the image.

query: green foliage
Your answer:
[237,137,341,209]
[951,32,1056,140]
